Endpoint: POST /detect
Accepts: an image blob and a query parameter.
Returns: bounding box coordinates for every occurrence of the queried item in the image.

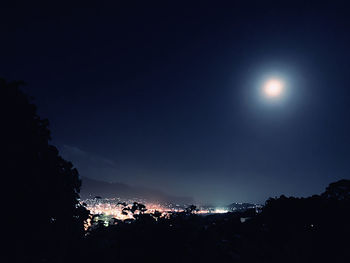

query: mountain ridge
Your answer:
[80,176,194,205]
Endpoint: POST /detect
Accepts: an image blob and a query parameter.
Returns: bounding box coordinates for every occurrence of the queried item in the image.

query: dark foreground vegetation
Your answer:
[84,180,350,263]
[3,79,350,263]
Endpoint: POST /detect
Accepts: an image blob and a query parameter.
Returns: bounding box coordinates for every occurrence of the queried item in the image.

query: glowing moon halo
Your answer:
[263,79,284,98]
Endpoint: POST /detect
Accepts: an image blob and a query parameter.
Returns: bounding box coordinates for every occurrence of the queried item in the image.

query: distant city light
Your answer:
[214,208,228,214]
[83,197,259,227]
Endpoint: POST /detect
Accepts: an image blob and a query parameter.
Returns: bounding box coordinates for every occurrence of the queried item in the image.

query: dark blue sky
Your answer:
[1,1,350,204]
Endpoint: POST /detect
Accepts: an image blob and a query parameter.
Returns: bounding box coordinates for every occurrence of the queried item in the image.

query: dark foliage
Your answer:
[1,79,89,262]
[83,181,350,263]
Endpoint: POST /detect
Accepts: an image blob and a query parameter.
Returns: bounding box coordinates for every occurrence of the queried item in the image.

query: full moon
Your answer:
[263,79,284,98]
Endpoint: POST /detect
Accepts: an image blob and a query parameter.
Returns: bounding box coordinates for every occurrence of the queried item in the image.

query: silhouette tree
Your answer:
[131,202,147,214]
[322,179,350,201]
[1,79,89,262]
[185,204,197,214]
[152,210,162,221]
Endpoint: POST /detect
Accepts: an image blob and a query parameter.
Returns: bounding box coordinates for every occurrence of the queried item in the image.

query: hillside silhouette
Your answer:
[2,79,89,262]
[81,176,194,204]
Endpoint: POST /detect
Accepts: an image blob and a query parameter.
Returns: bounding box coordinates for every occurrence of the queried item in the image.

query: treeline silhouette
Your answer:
[84,182,350,263]
[2,79,350,263]
[2,79,89,263]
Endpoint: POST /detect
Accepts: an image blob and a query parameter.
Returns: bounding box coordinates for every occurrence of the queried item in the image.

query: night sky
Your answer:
[2,2,350,204]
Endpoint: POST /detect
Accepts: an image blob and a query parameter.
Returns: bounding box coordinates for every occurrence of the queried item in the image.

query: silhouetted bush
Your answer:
[1,79,89,262]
